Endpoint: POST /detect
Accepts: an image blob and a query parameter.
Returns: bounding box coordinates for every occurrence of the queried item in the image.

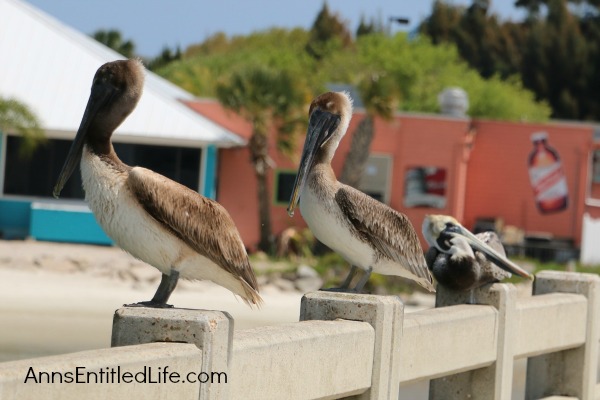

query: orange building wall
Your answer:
[464,121,593,245]
[385,115,471,243]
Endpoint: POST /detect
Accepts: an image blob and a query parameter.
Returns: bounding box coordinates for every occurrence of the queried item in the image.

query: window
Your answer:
[358,155,392,204]
[3,136,202,199]
[590,149,600,201]
[274,170,297,205]
[112,142,201,191]
[4,136,84,199]
[593,149,600,184]
[404,166,447,208]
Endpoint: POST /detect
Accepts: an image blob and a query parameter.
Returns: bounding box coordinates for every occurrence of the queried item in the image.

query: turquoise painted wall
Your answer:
[0,199,31,239]
[203,145,217,199]
[0,198,112,245]
[29,205,112,245]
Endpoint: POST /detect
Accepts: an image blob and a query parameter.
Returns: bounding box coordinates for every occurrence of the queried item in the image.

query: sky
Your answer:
[26,0,527,58]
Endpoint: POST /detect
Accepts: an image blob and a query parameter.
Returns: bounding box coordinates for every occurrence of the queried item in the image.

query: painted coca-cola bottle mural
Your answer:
[527,131,568,213]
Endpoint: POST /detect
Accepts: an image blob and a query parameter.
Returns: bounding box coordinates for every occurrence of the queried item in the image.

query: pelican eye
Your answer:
[444,223,461,234]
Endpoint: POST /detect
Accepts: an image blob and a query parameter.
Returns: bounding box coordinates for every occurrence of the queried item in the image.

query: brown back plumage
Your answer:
[127,167,262,306]
[335,184,434,286]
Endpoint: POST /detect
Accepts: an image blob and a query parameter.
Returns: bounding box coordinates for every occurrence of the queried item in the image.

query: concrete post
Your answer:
[300,292,403,400]
[525,271,600,400]
[429,283,517,400]
[111,307,233,400]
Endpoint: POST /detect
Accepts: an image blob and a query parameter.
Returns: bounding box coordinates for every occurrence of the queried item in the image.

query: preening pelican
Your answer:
[422,214,533,292]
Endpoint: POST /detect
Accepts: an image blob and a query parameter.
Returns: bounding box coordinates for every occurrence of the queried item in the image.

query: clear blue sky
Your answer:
[27,0,526,58]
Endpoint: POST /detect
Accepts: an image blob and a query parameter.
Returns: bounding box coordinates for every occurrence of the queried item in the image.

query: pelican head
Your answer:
[422,214,533,279]
[287,91,353,216]
[53,59,145,198]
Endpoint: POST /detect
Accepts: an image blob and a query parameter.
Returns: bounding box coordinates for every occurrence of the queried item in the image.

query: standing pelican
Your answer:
[53,59,262,308]
[287,92,435,293]
[422,214,533,292]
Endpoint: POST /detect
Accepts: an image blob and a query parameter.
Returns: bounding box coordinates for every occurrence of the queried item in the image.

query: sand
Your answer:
[0,239,308,362]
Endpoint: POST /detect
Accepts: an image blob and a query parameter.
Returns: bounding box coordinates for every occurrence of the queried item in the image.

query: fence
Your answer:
[0,270,598,400]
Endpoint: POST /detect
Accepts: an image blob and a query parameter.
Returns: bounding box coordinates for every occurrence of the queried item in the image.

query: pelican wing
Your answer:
[335,185,433,284]
[127,167,259,291]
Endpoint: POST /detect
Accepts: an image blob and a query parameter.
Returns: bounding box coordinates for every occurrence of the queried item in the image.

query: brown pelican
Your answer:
[422,214,533,292]
[53,59,262,308]
[287,92,435,293]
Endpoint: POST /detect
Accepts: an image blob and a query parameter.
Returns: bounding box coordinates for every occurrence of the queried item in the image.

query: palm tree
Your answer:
[0,97,45,156]
[340,73,398,189]
[216,66,306,252]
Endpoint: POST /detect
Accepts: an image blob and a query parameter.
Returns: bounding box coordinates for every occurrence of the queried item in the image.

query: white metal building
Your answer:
[0,0,242,243]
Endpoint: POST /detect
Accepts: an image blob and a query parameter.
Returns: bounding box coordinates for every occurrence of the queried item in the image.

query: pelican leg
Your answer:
[339,265,359,289]
[126,270,180,308]
[322,265,358,292]
[468,289,475,305]
[352,266,373,293]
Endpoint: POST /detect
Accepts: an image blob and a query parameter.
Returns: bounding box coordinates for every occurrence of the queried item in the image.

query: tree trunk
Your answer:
[249,129,273,253]
[255,167,272,252]
[339,115,374,188]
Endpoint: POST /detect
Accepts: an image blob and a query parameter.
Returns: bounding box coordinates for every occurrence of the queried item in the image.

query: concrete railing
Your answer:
[0,270,598,400]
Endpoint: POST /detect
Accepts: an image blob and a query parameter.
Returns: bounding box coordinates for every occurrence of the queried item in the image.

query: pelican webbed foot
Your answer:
[124,301,174,309]
[320,265,372,293]
[124,270,180,308]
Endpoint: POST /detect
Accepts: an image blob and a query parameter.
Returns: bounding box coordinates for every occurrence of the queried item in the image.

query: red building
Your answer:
[186,99,600,262]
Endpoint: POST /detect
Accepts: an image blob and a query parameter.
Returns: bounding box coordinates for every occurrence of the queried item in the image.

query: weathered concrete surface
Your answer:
[300,292,403,400]
[515,293,586,358]
[112,307,232,400]
[230,320,374,400]
[429,283,517,400]
[537,397,578,400]
[401,304,497,384]
[525,271,600,400]
[0,342,201,400]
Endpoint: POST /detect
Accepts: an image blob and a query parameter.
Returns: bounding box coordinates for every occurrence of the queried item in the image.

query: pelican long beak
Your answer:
[448,225,534,280]
[53,82,117,198]
[287,109,340,216]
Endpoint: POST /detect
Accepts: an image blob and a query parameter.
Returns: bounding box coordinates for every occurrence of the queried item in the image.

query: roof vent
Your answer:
[438,87,469,117]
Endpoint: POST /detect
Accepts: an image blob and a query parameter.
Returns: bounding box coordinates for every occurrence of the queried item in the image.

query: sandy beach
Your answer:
[0,239,309,362]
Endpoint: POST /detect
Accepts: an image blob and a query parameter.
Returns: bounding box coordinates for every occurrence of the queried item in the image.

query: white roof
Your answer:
[0,0,244,147]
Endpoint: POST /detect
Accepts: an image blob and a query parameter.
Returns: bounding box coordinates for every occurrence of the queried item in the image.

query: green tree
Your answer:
[147,46,182,71]
[356,15,384,37]
[92,29,135,58]
[421,0,522,79]
[306,3,353,60]
[215,66,307,252]
[158,28,317,97]
[422,0,600,120]
[0,97,45,156]
[420,0,463,45]
[520,0,591,119]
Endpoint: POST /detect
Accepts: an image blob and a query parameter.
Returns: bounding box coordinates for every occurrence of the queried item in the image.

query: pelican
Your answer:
[287,91,435,293]
[422,214,533,292]
[53,59,262,308]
